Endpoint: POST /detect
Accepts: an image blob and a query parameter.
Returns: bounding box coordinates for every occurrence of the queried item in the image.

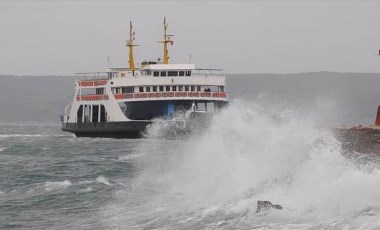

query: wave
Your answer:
[103,100,380,229]
[118,154,145,161]
[96,176,111,186]
[44,180,72,191]
[0,134,44,138]
[78,187,93,193]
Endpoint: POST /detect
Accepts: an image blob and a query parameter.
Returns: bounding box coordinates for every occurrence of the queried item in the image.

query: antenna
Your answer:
[126,21,139,70]
[189,54,192,63]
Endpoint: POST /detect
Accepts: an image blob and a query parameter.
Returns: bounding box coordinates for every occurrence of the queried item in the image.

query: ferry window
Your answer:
[161,71,167,77]
[197,86,201,91]
[154,71,159,77]
[153,86,157,92]
[185,86,189,91]
[191,86,195,91]
[186,71,192,76]
[100,105,106,122]
[179,86,183,91]
[220,86,224,92]
[121,73,125,77]
[146,70,152,75]
[146,86,151,92]
[159,86,164,92]
[92,105,99,123]
[139,87,144,92]
[96,88,104,94]
[166,86,170,91]
[168,71,178,77]
[172,86,177,91]
[123,86,134,93]
[179,71,185,76]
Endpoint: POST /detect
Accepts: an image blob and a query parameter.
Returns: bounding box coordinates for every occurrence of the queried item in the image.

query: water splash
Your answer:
[103,101,380,229]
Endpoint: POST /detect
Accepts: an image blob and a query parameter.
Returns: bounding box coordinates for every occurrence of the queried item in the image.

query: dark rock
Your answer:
[256,200,283,213]
[334,126,380,155]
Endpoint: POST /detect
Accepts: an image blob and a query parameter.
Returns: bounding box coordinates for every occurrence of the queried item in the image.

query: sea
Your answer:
[1,73,380,229]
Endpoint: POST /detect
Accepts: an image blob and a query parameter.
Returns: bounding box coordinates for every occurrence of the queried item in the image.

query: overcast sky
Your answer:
[1,0,380,75]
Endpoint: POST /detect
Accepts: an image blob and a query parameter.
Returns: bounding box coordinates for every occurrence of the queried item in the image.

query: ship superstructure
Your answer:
[61,18,229,138]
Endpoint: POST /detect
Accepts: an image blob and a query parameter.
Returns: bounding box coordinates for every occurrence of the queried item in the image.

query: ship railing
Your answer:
[76,95,109,101]
[75,72,111,81]
[113,91,228,100]
[191,69,224,77]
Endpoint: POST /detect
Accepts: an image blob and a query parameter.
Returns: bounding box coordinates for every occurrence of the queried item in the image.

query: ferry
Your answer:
[61,18,229,138]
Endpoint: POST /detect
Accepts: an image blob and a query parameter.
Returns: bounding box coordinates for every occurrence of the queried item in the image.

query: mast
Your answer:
[160,17,174,64]
[126,21,138,70]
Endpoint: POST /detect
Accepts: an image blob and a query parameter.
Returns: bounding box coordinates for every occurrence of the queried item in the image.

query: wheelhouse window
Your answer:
[168,71,178,77]
[191,86,195,91]
[139,87,144,92]
[179,71,185,76]
[161,71,167,77]
[197,86,201,91]
[153,86,157,92]
[172,86,177,91]
[179,86,183,91]
[165,86,170,91]
[185,71,192,76]
[146,86,151,92]
[153,71,159,77]
[185,86,189,91]
[159,86,164,92]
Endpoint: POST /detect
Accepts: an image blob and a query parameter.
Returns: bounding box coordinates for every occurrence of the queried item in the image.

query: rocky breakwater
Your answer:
[334,125,380,155]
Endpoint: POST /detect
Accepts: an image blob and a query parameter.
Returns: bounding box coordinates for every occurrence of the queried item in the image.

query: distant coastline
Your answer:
[1,72,380,125]
[1,71,380,77]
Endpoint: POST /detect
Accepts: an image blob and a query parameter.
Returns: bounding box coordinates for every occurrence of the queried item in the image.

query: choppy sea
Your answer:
[1,101,380,229]
[1,74,380,229]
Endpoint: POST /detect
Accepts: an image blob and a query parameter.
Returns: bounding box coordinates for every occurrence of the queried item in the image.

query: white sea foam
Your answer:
[104,101,380,229]
[77,180,93,185]
[96,176,111,186]
[79,187,93,193]
[44,180,72,191]
[118,154,144,161]
[0,147,6,152]
[0,134,45,139]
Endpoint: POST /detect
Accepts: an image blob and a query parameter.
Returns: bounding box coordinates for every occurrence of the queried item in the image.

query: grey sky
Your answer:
[1,0,380,75]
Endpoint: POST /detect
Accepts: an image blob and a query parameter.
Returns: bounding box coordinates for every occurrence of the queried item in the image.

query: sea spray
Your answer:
[103,101,380,229]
